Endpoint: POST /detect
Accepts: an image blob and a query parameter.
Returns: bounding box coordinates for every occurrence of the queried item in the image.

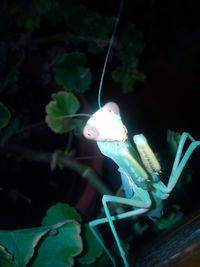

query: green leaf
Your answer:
[88,241,129,267]
[45,0,75,25]
[31,221,82,267]
[112,22,145,93]
[17,13,40,29]
[45,91,81,133]
[2,117,20,136]
[42,202,82,225]
[0,67,20,92]
[0,103,11,129]
[0,223,64,266]
[34,0,53,14]
[78,224,103,264]
[45,2,63,25]
[53,52,92,92]
[64,5,114,37]
[112,57,146,93]
[120,23,144,58]
[153,210,183,231]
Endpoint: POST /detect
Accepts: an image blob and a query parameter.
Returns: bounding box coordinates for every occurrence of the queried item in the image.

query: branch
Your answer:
[4,144,113,196]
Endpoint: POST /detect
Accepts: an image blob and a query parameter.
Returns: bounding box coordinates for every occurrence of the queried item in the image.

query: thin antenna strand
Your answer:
[53,113,92,120]
[98,0,124,108]
[65,113,91,118]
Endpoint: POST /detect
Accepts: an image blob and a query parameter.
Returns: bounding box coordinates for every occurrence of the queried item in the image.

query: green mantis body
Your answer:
[83,102,200,266]
[78,1,200,266]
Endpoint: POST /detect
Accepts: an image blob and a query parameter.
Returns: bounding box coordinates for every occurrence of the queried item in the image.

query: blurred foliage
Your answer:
[152,205,183,231]
[53,52,92,92]
[0,67,19,93]
[112,23,146,93]
[0,102,11,128]
[0,0,144,265]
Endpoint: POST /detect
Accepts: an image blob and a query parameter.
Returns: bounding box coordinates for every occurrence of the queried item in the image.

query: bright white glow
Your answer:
[88,108,127,141]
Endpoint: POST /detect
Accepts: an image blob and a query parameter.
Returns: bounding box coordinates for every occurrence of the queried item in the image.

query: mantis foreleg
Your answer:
[133,132,200,194]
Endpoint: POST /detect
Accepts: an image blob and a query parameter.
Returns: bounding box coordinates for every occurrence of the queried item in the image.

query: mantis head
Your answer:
[83,102,128,142]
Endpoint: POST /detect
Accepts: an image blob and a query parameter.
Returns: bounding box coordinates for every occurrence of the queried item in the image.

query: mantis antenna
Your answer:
[97,0,125,109]
[65,0,124,121]
[53,0,125,122]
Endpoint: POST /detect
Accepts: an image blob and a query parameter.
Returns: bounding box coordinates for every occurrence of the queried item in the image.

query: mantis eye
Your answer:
[104,102,120,115]
[83,124,99,140]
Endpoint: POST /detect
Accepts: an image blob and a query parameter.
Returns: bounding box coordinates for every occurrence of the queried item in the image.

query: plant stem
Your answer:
[6,144,113,196]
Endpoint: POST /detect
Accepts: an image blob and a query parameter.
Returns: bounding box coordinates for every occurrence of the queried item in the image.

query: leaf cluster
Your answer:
[0,0,145,132]
[0,203,103,266]
[0,1,145,266]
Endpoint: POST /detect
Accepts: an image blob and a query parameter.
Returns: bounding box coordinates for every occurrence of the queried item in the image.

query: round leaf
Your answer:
[34,0,53,14]
[53,52,92,92]
[2,117,20,136]
[78,224,103,264]
[42,202,82,225]
[45,92,80,133]
[0,225,56,266]
[31,221,83,267]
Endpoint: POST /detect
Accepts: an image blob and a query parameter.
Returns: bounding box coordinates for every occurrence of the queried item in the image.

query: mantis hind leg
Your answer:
[166,132,200,193]
[89,188,151,267]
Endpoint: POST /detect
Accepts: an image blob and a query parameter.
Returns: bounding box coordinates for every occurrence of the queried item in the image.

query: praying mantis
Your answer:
[82,103,200,267]
[76,1,200,267]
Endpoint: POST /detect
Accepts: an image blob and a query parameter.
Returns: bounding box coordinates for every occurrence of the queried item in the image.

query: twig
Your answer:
[4,144,113,196]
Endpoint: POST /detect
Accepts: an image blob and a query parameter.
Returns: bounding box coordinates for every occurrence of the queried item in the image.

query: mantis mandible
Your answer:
[79,1,200,266]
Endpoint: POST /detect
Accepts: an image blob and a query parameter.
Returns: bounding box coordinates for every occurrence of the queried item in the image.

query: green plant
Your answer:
[0,0,145,266]
[0,203,98,266]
